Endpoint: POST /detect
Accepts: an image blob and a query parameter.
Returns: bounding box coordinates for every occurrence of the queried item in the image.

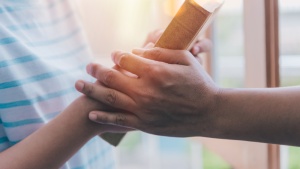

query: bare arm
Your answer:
[0,96,121,169]
[213,87,300,146]
[77,47,300,146]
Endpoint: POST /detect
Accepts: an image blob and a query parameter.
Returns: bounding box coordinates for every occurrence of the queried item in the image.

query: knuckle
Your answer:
[144,48,162,60]
[152,48,163,59]
[143,49,151,59]
[93,65,103,80]
[138,91,156,106]
[105,90,117,105]
[103,70,115,85]
[99,116,108,123]
[118,54,130,67]
[85,83,94,95]
[115,114,126,126]
[147,65,163,79]
[91,64,100,77]
[97,114,108,123]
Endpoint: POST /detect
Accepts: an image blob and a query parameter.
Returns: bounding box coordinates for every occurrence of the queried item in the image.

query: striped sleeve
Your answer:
[0,0,116,168]
[0,116,10,151]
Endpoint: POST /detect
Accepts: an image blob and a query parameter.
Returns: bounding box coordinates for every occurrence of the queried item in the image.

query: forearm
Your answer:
[0,96,105,169]
[75,47,300,145]
[212,87,300,146]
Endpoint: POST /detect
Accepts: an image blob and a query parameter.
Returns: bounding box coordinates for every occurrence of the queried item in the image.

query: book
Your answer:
[100,133,126,147]
[155,0,223,50]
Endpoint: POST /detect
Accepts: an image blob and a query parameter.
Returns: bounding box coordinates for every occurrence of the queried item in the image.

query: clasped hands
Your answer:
[76,33,218,137]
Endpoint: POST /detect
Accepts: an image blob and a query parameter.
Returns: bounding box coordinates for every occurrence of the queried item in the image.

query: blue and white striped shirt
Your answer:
[0,0,114,168]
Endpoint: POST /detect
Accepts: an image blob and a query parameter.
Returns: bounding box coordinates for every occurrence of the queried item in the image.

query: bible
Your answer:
[155,0,224,50]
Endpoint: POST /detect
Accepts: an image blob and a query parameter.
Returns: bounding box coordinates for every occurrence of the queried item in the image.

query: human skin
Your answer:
[0,96,128,169]
[143,29,212,61]
[76,47,300,147]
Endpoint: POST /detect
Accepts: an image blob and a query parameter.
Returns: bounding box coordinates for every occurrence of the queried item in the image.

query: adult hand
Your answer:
[75,82,134,134]
[76,48,219,137]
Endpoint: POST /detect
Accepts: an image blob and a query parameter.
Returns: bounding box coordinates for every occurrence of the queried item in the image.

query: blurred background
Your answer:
[75,0,300,168]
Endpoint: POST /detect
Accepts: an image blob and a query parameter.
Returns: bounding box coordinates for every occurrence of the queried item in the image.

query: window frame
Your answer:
[199,0,281,168]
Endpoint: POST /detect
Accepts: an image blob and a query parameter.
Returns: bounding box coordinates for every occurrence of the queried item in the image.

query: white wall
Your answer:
[76,0,181,60]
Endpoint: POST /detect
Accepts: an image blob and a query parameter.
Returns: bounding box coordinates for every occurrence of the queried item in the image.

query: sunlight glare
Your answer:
[193,0,224,12]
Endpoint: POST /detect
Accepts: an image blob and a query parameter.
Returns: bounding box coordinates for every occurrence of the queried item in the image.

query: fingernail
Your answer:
[86,64,93,75]
[75,81,85,92]
[132,48,146,55]
[89,113,98,121]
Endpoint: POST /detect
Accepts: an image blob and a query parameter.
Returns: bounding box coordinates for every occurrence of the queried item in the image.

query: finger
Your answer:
[132,47,193,65]
[89,111,141,129]
[112,65,138,78]
[111,51,156,77]
[86,63,137,91]
[191,39,212,56]
[75,80,136,112]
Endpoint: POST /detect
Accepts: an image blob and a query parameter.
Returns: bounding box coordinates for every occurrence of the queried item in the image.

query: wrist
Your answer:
[68,96,109,136]
[199,86,225,138]
[207,88,238,139]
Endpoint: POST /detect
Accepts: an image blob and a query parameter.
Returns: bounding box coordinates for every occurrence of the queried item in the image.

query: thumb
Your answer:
[132,47,193,65]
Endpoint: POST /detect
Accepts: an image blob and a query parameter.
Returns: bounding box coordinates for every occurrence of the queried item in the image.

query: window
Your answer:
[279,0,300,87]
[214,0,244,88]
[279,1,300,169]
